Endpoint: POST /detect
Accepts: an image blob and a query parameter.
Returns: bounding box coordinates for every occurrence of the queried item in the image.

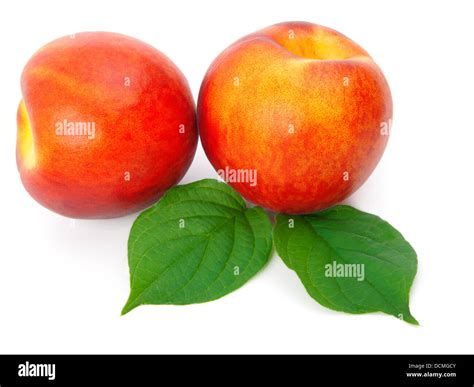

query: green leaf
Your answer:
[273,205,418,324]
[122,179,273,314]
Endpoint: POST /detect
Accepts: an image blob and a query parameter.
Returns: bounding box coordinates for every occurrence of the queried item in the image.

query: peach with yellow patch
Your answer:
[198,22,392,214]
[17,32,197,218]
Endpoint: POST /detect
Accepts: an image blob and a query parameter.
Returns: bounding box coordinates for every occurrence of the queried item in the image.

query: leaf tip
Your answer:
[405,315,420,326]
[399,311,419,326]
[121,297,138,316]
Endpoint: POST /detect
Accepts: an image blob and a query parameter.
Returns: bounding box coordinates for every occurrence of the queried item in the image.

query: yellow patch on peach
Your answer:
[17,100,36,170]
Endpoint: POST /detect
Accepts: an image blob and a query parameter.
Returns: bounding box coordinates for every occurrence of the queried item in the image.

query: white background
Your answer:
[1,0,473,354]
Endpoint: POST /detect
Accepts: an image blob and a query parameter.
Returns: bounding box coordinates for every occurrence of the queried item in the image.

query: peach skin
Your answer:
[17,32,197,218]
[198,22,392,214]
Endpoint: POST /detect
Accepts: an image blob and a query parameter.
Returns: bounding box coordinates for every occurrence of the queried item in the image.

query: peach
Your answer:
[17,32,197,218]
[198,22,392,214]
